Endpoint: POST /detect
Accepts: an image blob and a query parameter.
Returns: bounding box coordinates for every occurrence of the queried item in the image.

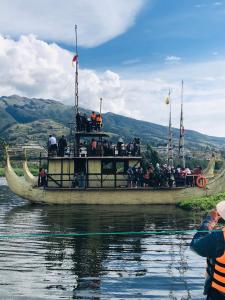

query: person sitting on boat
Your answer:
[91,138,97,156]
[38,168,47,187]
[190,201,225,300]
[96,114,103,131]
[90,111,97,131]
[193,166,203,185]
[136,167,144,187]
[48,135,57,156]
[103,140,110,156]
[179,167,187,186]
[58,135,67,157]
[143,168,150,187]
[127,142,134,156]
[185,167,192,186]
[127,166,134,187]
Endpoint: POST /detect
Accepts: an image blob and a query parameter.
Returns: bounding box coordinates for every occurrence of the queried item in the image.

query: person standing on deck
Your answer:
[90,111,97,131]
[96,114,103,131]
[190,201,225,299]
[58,135,67,157]
[48,135,57,156]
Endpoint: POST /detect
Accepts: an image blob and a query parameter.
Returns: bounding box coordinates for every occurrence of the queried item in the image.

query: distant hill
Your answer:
[0,95,225,152]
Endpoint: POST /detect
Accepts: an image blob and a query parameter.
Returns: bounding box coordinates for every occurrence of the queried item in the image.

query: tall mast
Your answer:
[178,80,185,168]
[74,24,79,157]
[74,24,79,130]
[100,97,103,115]
[167,89,173,167]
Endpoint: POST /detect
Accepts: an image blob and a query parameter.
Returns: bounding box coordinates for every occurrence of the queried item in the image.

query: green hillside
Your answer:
[0,95,225,152]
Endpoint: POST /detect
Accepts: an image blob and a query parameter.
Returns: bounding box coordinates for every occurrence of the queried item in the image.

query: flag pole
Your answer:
[178,80,185,168]
[100,98,103,115]
[167,89,174,168]
[74,24,79,156]
[75,24,79,124]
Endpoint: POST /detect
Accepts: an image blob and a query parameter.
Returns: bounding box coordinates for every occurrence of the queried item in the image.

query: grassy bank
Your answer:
[0,165,39,177]
[177,192,225,212]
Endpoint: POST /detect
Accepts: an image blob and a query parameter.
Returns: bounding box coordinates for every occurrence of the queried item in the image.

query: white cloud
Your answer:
[1,35,225,137]
[122,58,141,65]
[165,56,181,64]
[0,0,146,47]
[213,1,223,6]
[0,35,128,115]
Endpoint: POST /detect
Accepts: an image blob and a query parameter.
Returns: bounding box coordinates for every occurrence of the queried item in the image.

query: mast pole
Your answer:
[100,97,102,115]
[179,80,185,168]
[167,89,173,168]
[74,24,79,156]
[75,24,79,127]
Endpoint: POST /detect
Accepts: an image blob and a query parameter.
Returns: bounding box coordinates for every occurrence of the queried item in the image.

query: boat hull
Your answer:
[25,187,207,204]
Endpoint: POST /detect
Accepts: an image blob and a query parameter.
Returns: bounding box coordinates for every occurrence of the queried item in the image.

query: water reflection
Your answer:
[0,184,205,299]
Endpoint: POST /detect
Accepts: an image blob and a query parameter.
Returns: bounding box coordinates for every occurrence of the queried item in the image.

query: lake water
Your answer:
[0,180,207,299]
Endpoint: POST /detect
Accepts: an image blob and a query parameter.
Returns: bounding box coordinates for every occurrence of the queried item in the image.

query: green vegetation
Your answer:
[142,145,161,169]
[0,168,4,177]
[177,192,225,212]
[0,167,24,177]
[0,164,39,177]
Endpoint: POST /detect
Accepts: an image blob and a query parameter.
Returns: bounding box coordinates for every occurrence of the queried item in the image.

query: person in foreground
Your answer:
[190,201,225,299]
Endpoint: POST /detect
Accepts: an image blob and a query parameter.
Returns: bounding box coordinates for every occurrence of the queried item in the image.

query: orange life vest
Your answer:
[211,228,225,294]
[96,115,102,124]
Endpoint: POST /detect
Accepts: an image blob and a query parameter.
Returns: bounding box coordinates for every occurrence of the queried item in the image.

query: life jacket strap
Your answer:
[212,277,225,288]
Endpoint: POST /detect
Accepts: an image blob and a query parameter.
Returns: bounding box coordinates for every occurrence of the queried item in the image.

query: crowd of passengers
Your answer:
[85,138,140,157]
[48,134,141,157]
[127,164,203,188]
[76,111,103,132]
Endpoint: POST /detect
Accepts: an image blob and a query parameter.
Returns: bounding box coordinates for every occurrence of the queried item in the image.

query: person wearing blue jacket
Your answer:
[190,201,225,300]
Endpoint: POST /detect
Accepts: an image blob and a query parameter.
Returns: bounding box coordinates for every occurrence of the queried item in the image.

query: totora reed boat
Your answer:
[4,147,225,205]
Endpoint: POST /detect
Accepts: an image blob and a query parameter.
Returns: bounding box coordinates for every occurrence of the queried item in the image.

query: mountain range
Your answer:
[0,95,225,153]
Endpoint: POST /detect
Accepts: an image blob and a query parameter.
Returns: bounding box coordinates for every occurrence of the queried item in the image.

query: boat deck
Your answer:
[41,186,187,191]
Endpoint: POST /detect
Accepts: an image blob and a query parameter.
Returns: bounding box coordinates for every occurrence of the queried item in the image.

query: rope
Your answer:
[0,229,223,239]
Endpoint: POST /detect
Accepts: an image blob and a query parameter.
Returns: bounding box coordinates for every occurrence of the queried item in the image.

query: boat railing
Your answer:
[46,172,130,189]
[42,172,196,189]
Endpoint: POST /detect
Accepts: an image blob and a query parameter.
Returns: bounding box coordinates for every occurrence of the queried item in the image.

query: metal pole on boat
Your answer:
[75,24,79,118]
[167,89,174,168]
[74,24,79,156]
[178,80,185,168]
[100,98,103,115]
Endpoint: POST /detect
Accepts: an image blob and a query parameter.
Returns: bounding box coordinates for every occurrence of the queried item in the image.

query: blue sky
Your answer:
[0,0,225,136]
[63,0,225,70]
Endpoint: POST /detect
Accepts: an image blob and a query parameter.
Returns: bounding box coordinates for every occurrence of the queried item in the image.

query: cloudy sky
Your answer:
[0,0,225,136]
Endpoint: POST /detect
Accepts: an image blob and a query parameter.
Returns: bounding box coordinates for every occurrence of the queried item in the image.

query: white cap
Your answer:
[216,200,225,220]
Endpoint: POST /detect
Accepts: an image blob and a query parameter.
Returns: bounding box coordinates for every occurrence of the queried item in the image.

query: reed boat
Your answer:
[4,144,225,205]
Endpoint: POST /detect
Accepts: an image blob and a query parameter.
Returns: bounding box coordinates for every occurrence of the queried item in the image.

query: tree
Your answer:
[141,145,161,170]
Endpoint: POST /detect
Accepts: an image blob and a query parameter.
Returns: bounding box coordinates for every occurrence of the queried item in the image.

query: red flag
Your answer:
[72,54,78,66]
